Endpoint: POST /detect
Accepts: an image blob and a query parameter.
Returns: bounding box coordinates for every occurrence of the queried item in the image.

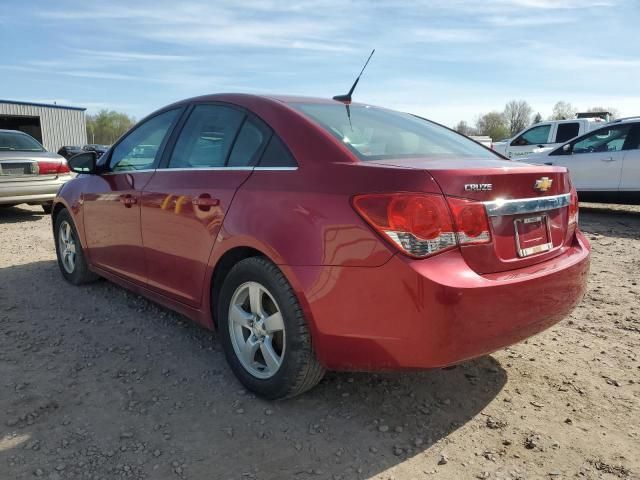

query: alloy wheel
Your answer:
[58,221,77,274]
[228,281,286,379]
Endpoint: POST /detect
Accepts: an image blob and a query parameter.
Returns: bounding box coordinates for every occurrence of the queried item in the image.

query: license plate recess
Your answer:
[514,214,553,257]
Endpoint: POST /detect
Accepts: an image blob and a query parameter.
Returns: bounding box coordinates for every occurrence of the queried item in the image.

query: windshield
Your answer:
[0,131,46,152]
[292,103,496,160]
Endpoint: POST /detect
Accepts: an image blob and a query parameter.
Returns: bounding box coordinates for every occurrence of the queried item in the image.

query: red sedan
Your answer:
[53,94,590,399]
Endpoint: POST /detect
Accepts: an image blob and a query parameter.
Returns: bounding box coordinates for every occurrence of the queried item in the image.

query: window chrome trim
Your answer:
[155,166,299,172]
[159,167,255,172]
[101,166,299,174]
[483,193,571,217]
[254,167,298,171]
[101,168,156,176]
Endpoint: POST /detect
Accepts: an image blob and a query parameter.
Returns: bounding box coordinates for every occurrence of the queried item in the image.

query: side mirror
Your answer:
[562,143,572,154]
[68,151,98,174]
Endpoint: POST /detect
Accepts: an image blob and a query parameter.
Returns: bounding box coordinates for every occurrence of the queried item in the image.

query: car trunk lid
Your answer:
[367,157,575,274]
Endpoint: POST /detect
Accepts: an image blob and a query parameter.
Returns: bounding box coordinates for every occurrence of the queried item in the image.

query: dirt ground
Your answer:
[1,203,638,480]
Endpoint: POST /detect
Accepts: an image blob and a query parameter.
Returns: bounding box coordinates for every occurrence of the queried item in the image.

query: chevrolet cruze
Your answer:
[53,94,591,398]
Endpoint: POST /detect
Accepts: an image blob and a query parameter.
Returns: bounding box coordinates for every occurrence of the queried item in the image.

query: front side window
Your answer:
[572,125,631,154]
[512,124,551,146]
[292,103,496,160]
[109,109,180,171]
[168,105,244,169]
[555,123,580,143]
[0,131,45,152]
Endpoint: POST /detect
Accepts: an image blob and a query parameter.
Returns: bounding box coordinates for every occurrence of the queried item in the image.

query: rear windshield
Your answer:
[292,103,496,160]
[0,131,46,152]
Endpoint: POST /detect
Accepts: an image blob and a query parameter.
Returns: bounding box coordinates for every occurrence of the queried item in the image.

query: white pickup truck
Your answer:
[492,118,606,159]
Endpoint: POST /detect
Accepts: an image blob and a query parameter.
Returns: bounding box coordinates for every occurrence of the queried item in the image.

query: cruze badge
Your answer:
[464,183,492,192]
[534,177,553,192]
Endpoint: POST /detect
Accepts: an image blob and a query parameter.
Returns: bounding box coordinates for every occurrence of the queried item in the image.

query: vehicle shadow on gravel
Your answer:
[579,205,640,240]
[1,260,507,479]
[0,205,47,225]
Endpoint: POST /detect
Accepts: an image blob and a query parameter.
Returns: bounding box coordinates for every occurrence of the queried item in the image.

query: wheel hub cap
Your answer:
[58,221,76,274]
[228,281,285,379]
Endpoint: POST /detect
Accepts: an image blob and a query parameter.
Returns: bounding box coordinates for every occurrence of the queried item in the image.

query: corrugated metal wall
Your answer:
[0,102,87,152]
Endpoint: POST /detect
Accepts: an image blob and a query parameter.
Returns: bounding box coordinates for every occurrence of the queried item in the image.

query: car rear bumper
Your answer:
[0,175,71,205]
[287,230,590,371]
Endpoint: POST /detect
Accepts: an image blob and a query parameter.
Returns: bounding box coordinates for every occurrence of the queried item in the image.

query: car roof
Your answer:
[606,117,640,125]
[165,93,367,109]
[0,129,32,134]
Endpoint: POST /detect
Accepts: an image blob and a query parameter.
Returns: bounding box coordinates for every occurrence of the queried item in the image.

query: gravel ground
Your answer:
[1,203,638,480]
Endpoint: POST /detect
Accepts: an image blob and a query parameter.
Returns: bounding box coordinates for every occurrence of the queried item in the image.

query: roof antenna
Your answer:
[333,49,375,104]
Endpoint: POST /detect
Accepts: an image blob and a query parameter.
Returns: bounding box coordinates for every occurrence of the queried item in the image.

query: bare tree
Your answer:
[504,100,532,136]
[476,112,509,141]
[454,120,475,136]
[550,101,577,120]
[532,112,543,124]
[586,106,620,120]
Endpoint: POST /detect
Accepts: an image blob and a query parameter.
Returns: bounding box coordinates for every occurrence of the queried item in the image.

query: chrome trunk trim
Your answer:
[483,193,571,217]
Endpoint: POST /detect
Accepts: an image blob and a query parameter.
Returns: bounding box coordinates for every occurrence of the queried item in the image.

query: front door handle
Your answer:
[601,157,616,162]
[120,194,137,207]
[192,195,220,211]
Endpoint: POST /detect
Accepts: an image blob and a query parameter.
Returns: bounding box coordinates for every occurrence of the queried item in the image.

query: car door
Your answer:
[140,103,271,307]
[548,124,631,191]
[507,123,553,159]
[619,124,640,193]
[82,108,182,282]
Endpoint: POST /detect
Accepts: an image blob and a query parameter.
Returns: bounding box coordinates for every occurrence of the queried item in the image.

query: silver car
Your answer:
[0,129,72,213]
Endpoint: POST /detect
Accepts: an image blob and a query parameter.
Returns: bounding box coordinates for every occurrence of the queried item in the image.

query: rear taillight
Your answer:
[352,193,491,258]
[446,197,491,245]
[36,160,70,175]
[568,188,579,226]
[57,161,70,174]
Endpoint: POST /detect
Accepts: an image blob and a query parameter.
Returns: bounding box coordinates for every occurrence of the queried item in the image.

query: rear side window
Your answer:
[555,123,580,143]
[258,136,297,167]
[228,118,270,167]
[625,125,640,150]
[168,105,244,169]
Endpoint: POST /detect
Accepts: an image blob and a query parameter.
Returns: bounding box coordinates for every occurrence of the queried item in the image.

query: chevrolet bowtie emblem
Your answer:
[534,177,553,192]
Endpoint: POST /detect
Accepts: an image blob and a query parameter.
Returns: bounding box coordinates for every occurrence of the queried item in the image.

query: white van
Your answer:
[492,118,606,159]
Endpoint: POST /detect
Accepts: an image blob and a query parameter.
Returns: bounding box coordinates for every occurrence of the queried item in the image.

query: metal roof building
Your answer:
[0,100,87,153]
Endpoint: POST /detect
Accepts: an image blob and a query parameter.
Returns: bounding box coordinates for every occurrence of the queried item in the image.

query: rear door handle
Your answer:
[120,194,137,207]
[192,195,220,211]
[601,157,616,162]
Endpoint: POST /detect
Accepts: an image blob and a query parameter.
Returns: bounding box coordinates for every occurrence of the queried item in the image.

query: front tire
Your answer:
[54,209,99,285]
[218,257,325,399]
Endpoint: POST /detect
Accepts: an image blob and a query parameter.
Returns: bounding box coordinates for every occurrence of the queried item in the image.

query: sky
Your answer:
[1,0,639,127]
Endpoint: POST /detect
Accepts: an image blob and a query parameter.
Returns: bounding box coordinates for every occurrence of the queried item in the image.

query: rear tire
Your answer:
[218,257,325,399]
[54,209,99,285]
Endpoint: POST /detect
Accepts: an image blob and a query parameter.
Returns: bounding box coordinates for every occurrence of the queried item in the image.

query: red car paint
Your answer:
[54,94,590,371]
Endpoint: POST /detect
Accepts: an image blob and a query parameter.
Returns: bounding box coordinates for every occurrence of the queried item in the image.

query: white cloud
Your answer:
[412,27,487,43]
[71,49,199,62]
